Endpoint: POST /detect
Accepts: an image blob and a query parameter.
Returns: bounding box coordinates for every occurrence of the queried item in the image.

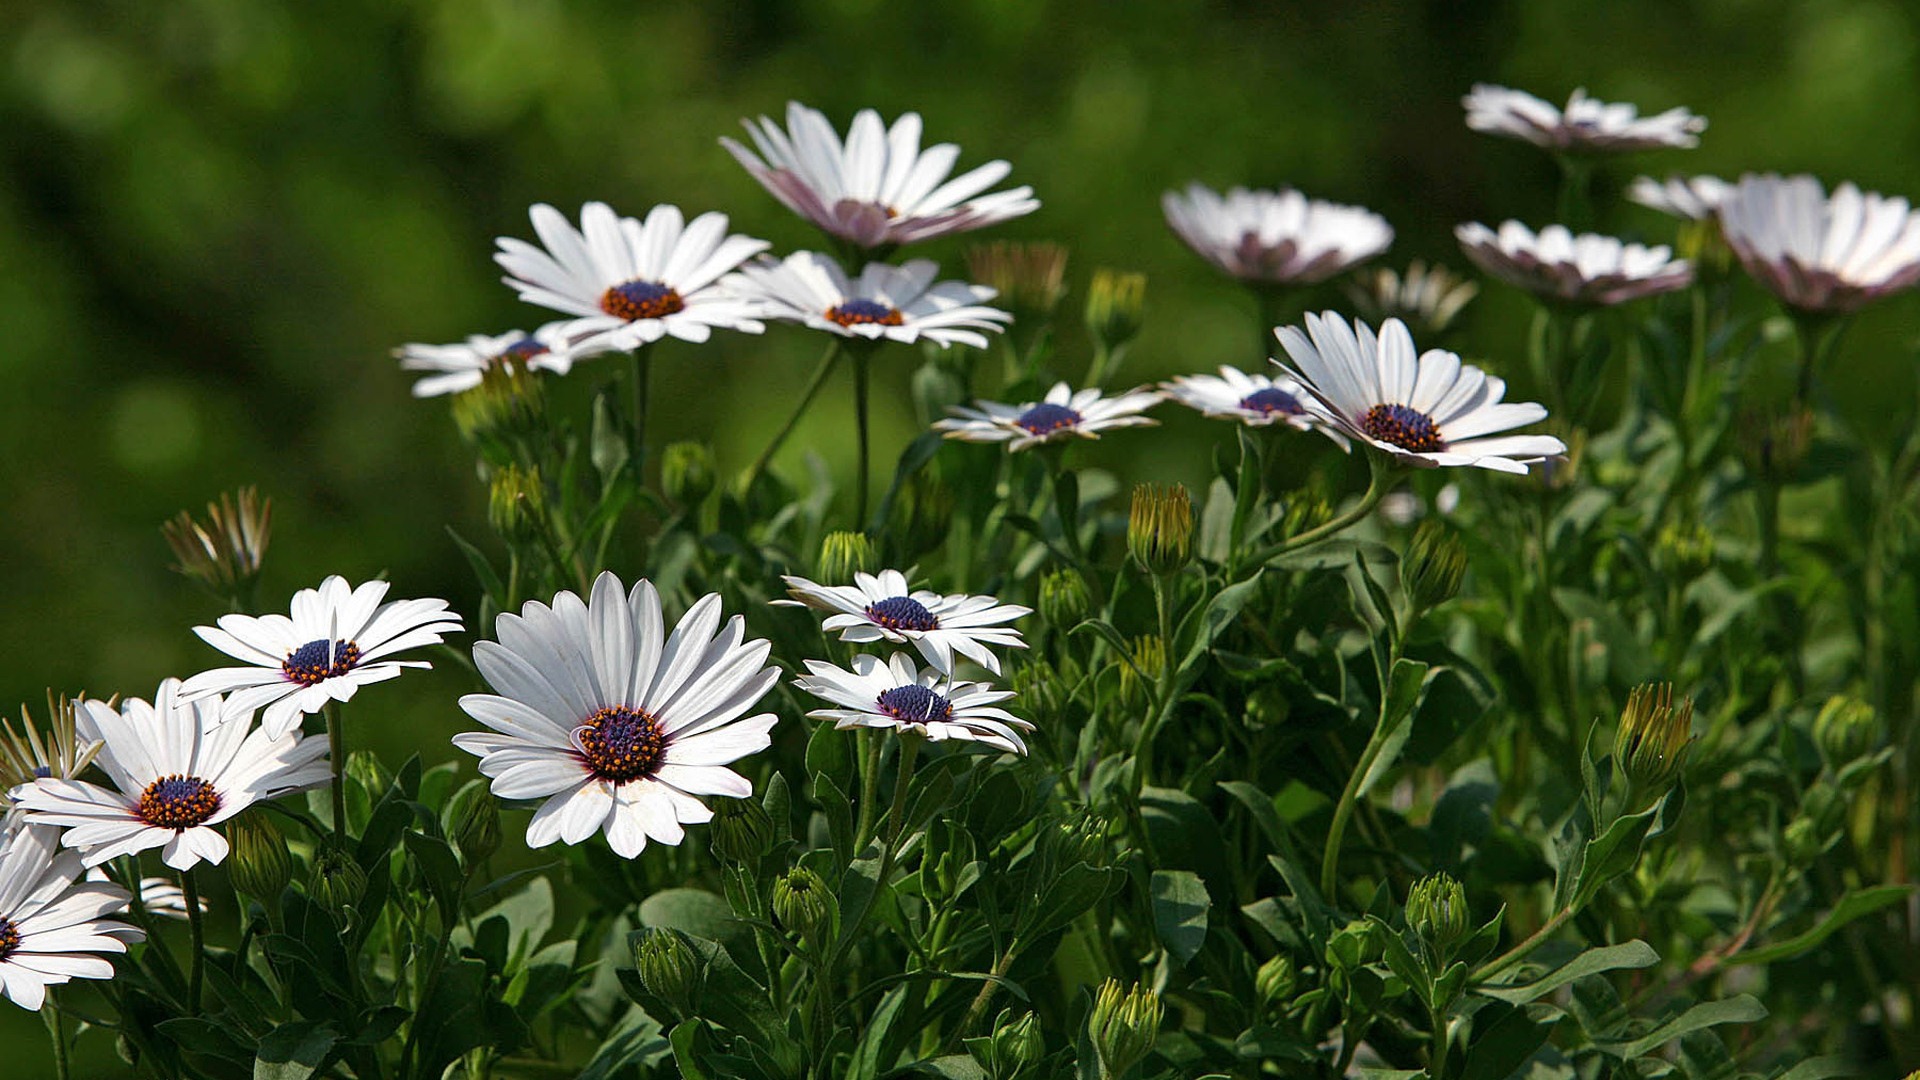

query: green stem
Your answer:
[43,990,69,1080]
[325,702,347,842]
[1472,905,1576,983]
[1320,636,1402,897]
[629,344,652,478]
[854,347,872,527]
[945,944,1021,1054]
[1131,575,1177,797]
[745,339,844,490]
[1248,451,1395,566]
[182,867,204,1014]
[1428,1000,1450,1080]
[1048,454,1085,563]
[854,729,884,852]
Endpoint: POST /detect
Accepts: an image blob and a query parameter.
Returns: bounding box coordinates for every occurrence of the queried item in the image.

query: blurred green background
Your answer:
[3,0,1918,1072]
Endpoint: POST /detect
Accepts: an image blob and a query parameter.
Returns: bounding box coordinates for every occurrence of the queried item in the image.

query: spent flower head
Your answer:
[1343,260,1479,340]
[1614,682,1695,794]
[967,240,1069,319]
[163,487,272,602]
[1,692,105,805]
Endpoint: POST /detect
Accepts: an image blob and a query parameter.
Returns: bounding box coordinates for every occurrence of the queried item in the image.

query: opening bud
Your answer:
[818,530,879,583]
[1,691,104,795]
[226,812,292,901]
[1088,978,1161,1078]
[1406,871,1470,959]
[661,442,717,510]
[1128,483,1193,576]
[1614,682,1695,795]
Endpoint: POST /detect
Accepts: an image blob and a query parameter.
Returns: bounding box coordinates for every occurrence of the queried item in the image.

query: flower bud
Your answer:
[709,796,775,865]
[889,469,955,562]
[632,927,704,1020]
[1244,684,1290,730]
[1283,490,1333,538]
[970,1009,1046,1078]
[1402,520,1467,612]
[226,813,292,901]
[1783,817,1826,866]
[1655,520,1715,578]
[1812,695,1878,767]
[967,241,1069,320]
[1736,406,1814,484]
[310,846,368,913]
[1127,484,1192,576]
[1038,568,1092,628]
[444,779,502,866]
[346,750,393,800]
[1088,978,1161,1078]
[818,530,879,583]
[772,866,834,942]
[450,360,546,461]
[162,487,272,601]
[1042,811,1111,874]
[486,464,547,544]
[1614,682,1695,794]
[1407,872,1470,958]
[661,442,716,510]
[1255,954,1297,1010]
[1117,635,1165,711]
[1085,269,1146,353]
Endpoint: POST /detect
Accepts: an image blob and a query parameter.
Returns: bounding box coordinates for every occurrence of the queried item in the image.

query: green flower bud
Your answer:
[1085,269,1146,353]
[226,813,292,902]
[449,360,546,463]
[310,846,367,913]
[1655,519,1715,578]
[660,442,716,510]
[1117,635,1165,711]
[889,469,955,562]
[346,751,393,801]
[709,796,775,865]
[818,530,879,583]
[1255,954,1297,1011]
[161,487,272,601]
[966,241,1069,320]
[1407,872,1470,959]
[772,866,834,942]
[1783,817,1826,867]
[970,1008,1046,1079]
[1812,695,1878,767]
[1402,519,1467,612]
[443,779,501,866]
[1283,490,1333,538]
[486,464,547,544]
[1614,682,1695,795]
[1088,978,1161,1079]
[1038,568,1092,628]
[1127,484,1192,576]
[1244,684,1290,730]
[1041,811,1111,874]
[632,927,704,1020]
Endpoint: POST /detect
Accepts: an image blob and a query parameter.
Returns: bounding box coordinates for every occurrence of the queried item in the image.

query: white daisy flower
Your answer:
[451,573,779,859]
[1456,221,1693,305]
[1717,173,1920,313]
[774,570,1029,676]
[721,102,1039,249]
[178,575,463,739]
[1274,312,1567,475]
[1162,184,1393,284]
[935,381,1162,452]
[0,825,141,1010]
[392,330,570,398]
[1627,175,1732,222]
[793,653,1033,754]
[1463,84,1705,153]
[17,682,329,872]
[130,877,202,921]
[494,202,769,365]
[724,252,1012,349]
[1161,365,1326,432]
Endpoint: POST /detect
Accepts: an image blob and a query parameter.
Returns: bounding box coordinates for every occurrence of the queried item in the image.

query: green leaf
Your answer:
[640,887,741,944]
[1774,1056,1855,1080]
[1477,940,1660,1004]
[1730,885,1914,966]
[1357,658,1431,799]
[1597,995,1767,1060]
[590,393,629,488]
[253,1022,337,1080]
[402,830,465,924]
[847,984,909,1080]
[1177,573,1264,677]
[668,1019,716,1080]
[912,1056,989,1079]
[1069,617,1135,665]
[1458,1002,1556,1080]
[1150,869,1212,965]
[576,1006,671,1080]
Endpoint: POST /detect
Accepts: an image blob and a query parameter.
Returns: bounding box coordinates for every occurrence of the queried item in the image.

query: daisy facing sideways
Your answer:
[776,569,1029,675]
[17,681,329,871]
[0,825,141,1010]
[393,330,565,398]
[495,202,769,364]
[179,575,463,738]
[1455,221,1693,306]
[722,101,1038,249]
[936,382,1162,452]
[452,573,780,859]
[1162,183,1393,284]
[793,653,1034,754]
[1717,173,1920,314]
[1275,312,1566,475]
[725,253,1011,349]
[1463,84,1705,153]
[1161,365,1329,433]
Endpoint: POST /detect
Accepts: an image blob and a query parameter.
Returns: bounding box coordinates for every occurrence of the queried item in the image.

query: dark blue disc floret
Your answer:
[600,280,686,321]
[877,684,955,724]
[283,639,361,686]
[1239,387,1303,415]
[827,298,904,327]
[866,596,939,633]
[1014,403,1082,436]
[1360,403,1445,453]
[577,706,668,783]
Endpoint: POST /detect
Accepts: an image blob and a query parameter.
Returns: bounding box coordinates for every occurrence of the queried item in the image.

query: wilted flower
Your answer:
[1085,269,1147,352]
[937,382,1162,452]
[661,443,716,510]
[1088,979,1162,1078]
[1163,184,1393,284]
[778,569,1029,676]
[722,102,1039,250]
[773,865,834,941]
[1403,519,1467,612]
[1456,221,1692,305]
[1463,84,1705,153]
[1274,312,1566,474]
[725,253,1012,349]
[1718,174,1920,313]
[794,653,1033,753]
[494,202,768,361]
[163,487,273,601]
[633,928,704,1018]
[1614,682,1695,793]
[1407,872,1470,958]
[1127,484,1193,576]
[967,240,1069,318]
[1343,260,1479,339]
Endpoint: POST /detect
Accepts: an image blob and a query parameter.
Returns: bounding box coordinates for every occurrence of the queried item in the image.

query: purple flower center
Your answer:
[577,706,668,782]
[1239,387,1303,415]
[284,639,361,686]
[497,338,549,365]
[138,774,221,830]
[0,916,17,961]
[1360,403,1445,453]
[876,685,954,724]
[600,280,686,322]
[866,596,939,633]
[827,298,904,328]
[1014,403,1082,436]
